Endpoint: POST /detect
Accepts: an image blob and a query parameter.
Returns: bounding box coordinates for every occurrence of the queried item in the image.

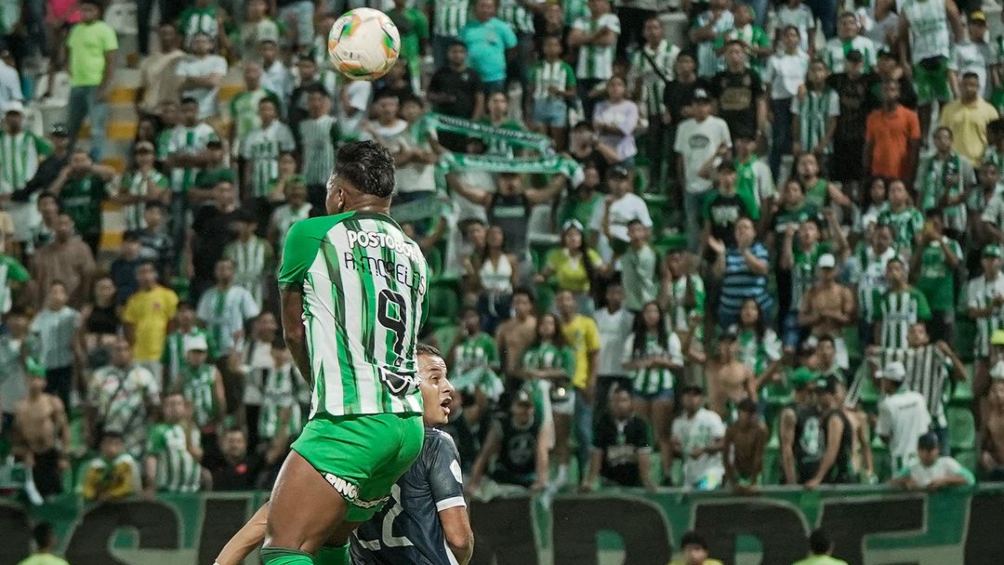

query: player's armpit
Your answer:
[215,502,270,565]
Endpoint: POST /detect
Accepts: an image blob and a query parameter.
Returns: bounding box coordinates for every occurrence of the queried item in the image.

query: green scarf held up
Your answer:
[421,113,555,155]
[435,152,583,191]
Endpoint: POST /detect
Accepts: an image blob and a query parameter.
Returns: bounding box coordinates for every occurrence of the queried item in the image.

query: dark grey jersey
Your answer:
[350,428,467,565]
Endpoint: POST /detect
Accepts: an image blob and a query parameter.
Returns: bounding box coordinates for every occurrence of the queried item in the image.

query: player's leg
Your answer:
[262,451,348,564]
[215,502,270,565]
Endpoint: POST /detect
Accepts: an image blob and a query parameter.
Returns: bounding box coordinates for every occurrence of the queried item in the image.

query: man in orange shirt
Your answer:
[864,80,921,185]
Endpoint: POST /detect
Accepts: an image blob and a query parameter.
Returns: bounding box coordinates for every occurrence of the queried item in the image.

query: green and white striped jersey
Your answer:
[522,343,575,380]
[259,362,303,440]
[165,123,219,194]
[530,59,577,102]
[903,0,951,64]
[0,130,50,192]
[497,0,538,34]
[966,274,1004,357]
[822,35,877,72]
[628,40,679,118]
[917,152,973,234]
[147,422,202,493]
[878,207,924,257]
[874,287,932,348]
[229,88,280,153]
[564,0,588,24]
[195,285,260,355]
[573,14,621,80]
[119,169,168,231]
[272,202,314,255]
[298,115,338,186]
[434,0,469,37]
[791,88,839,154]
[162,328,217,387]
[224,236,272,307]
[622,332,682,396]
[278,212,430,417]
[241,121,296,198]
[0,254,29,315]
[850,244,896,321]
[180,363,218,428]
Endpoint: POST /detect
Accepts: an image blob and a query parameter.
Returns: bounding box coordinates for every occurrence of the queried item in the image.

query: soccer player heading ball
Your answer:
[262,140,431,564]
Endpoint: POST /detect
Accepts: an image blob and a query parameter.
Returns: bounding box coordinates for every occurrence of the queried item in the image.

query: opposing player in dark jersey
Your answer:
[214,345,474,565]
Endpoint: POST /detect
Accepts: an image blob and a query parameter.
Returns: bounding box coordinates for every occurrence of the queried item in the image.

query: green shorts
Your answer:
[292,412,424,521]
[912,57,952,105]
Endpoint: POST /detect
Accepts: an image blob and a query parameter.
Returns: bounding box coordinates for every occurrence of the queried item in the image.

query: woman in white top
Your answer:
[465,225,520,334]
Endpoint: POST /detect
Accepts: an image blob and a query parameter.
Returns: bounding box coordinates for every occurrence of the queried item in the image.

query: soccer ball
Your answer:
[328,8,401,81]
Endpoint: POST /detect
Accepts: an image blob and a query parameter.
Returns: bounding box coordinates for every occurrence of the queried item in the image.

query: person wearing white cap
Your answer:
[876,361,931,474]
[0,99,52,247]
[179,332,226,466]
[799,253,855,369]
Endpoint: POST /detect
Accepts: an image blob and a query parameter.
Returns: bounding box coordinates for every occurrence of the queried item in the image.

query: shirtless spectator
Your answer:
[836,381,875,483]
[496,289,538,384]
[705,330,756,421]
[12,363,70,497]
[981,377,1004,480]
[799,254,856,369]
[723,398,768,491]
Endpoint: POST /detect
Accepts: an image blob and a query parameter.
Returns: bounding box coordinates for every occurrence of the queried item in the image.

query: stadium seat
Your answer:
[954,449,978,475]
[947,407,976,451]
[950,376,974,406]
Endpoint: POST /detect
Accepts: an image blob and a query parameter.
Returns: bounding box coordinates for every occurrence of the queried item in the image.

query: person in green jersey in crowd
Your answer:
[16,523,69,565]
[258,340,305,464]
[162,301,217,388]
[178,334,226,453]
[910,210,962,343]
[877,179,924,257]
[792,528,849,565]
[873,257,931,349]
[262,141,430,565]
[145,391,205,494]
[449,307,504,403]
[48,148,115,254]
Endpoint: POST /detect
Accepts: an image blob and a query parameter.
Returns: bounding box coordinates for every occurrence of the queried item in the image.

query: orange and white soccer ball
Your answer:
[328,8,401,81]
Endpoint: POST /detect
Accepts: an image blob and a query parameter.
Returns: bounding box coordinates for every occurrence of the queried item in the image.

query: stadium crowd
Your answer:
[0,0,1000,543]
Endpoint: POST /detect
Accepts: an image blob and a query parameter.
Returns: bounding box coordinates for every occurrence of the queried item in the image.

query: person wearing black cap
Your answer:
[700,159,759,250]
[673,85,732,250]
[890,432,974,491]
[589,164,653,260]
[804,375,853,488]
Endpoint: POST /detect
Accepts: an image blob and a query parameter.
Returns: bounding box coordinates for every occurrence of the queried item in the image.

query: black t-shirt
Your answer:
[191,205,240,283]
[792,403,822,484]
[663,77,709,126]
[428,66,484,119]
[441,407,493,473]
[488,192,531,254]
[593,414,651,487]
[710,68,763,140]
[211,455,263,491]
[702,191,755,246]
[827,72,871,143]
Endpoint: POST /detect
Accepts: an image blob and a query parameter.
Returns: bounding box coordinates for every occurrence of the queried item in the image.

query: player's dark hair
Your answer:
[416,343,443,359]
[32,522,54,550]
[809,528,833,554]
[334,141,396,198]
[680,531,708,550]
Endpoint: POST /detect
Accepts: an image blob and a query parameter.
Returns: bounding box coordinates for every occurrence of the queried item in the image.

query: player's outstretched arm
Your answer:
[215,502,270,565]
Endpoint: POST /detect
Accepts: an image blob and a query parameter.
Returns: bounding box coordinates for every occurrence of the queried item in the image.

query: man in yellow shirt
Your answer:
[122,261,179,379]
[939,72,999,163]
[555,289,600,487]
[80,430,140,501]
[668,531,724,565]
[16,522,70,565]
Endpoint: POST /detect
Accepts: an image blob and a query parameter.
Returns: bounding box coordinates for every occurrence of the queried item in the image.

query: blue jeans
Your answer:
[67,86,109,161]
[574,388,594,474]
[806,0,837,39]
[684,189,709,251]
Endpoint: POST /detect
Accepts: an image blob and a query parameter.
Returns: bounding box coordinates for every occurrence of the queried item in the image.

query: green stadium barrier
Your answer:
[5,485,1004,564]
